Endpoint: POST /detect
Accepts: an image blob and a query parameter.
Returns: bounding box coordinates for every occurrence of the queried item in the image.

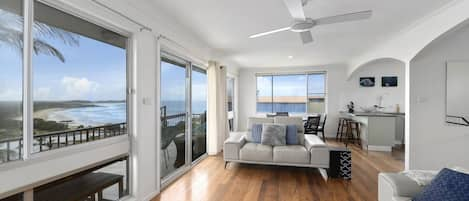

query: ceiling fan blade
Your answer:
[300,31,313,44]
[249,27,291,38]
[315,10,372,25]
[283,0,306,20]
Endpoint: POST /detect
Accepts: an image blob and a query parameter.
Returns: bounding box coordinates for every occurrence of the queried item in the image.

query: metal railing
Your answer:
[0,123,127,163]
[160,106,206,127]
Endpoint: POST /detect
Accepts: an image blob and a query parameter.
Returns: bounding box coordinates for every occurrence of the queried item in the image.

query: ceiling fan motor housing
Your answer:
[291,18,316,32]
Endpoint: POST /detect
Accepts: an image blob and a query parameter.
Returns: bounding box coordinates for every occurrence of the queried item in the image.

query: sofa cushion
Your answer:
[251,124,262,143]
[261,123,286,146]
[274,116,305,145]
[379,172,424,198]
[286,125,298,145]
[413,168,469,201]
[273,145,310,164]
[246,117,274,142]
[239,143,273,162]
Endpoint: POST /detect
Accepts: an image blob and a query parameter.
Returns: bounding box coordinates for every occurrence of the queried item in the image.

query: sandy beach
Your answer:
[33,108,64,120]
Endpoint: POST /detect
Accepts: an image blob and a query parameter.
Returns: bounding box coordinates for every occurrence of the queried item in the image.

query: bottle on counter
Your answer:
[396,104,400,113]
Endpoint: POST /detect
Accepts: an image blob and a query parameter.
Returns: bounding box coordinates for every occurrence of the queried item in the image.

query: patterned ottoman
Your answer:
[328,146,352,179]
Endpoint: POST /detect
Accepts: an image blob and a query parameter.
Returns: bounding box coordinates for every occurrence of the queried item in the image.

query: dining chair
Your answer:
[304,116,321,135]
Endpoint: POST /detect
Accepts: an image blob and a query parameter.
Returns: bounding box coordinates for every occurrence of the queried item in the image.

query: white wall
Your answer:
[343,58,406,113]
[238,65,347,138]
[409,21,469,170]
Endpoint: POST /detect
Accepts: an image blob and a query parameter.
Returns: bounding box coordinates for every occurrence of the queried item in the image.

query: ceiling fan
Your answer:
[249,0,373,44]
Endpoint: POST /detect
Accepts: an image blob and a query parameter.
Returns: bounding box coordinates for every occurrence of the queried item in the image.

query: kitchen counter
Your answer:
[340,112,405,152]
[342,112,405,117]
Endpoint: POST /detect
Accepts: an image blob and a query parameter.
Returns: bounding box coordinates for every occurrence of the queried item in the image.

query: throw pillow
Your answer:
[413,168,469,201]
[251,124,262,143]
[261,123,286,146]
[286,125,298,145]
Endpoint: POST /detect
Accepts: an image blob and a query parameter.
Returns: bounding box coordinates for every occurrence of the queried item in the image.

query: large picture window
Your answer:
[256,73,326,114]
[227,77,235,131]
[0,0,128,164]
[0,0,23,163]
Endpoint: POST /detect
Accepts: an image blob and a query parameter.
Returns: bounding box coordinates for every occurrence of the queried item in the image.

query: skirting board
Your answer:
[368,145,392,152]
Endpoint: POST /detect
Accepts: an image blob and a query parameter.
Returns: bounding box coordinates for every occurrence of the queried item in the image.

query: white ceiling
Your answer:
[147,0,454,68]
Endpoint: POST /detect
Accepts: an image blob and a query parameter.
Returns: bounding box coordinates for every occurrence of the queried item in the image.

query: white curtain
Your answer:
[207,61,228,155]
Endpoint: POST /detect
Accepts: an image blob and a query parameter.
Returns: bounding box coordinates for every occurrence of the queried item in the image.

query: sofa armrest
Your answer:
[223,132,246,160]
[304,135,329,167]
[378,173,423,201]
[304,134,327,151]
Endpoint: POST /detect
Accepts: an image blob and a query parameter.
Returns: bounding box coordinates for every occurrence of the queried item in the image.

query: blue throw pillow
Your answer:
[251,124,262,143]
[286,125,298,145]
[413,168,469,201]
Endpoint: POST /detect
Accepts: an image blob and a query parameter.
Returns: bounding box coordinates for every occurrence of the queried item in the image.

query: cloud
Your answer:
[61,76,99,99]
[35,87,52,100]
[0,80,21,100]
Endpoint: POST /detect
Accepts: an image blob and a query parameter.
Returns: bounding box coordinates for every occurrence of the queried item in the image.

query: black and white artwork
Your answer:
[359,77,375,87]
[382,76,398,87]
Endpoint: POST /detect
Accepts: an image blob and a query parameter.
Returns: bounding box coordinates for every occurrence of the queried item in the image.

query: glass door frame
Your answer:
[159,51,208,187]
[190,65,208,165]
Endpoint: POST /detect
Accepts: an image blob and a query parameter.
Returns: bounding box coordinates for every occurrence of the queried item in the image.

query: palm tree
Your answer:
[0,9,79,62]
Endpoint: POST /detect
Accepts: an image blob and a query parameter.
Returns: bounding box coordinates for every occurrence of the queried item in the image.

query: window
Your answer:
[0,0,128,164]
[227,77,234,112]
[256,73,326,114]
[31,2,128,154]
[191,66,207,161]
[307,74,326,113]
[0,0,23,163]
[227,77,235,131]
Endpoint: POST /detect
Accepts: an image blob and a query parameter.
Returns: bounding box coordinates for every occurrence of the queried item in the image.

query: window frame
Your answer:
[0,0,133,168]
[255,71,327,114]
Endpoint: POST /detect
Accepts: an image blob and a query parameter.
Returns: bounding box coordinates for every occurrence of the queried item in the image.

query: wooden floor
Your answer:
[152,140,404,201]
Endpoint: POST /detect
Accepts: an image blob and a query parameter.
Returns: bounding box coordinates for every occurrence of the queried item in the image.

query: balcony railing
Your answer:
[0,123,127,163]
[160,106,206,127]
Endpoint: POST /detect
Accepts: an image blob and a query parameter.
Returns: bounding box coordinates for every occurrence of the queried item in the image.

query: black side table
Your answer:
[328,146,352,179]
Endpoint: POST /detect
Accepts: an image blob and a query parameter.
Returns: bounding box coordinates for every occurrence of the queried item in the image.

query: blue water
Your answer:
[257,103,306,114]
[161,100,207,115]
[48,101,207,127]
[49,102,127,127]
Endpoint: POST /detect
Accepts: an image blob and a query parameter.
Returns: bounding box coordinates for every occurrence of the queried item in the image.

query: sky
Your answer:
[161,61,207,102]
[0,10,127,102]
[257,74,325,97]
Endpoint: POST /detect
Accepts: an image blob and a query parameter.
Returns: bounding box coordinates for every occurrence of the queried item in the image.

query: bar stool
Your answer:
[336,117,348,141]
[344,119,361,147]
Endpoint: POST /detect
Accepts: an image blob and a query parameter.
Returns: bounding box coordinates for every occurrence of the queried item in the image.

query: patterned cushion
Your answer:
[251,124,262,143]
[261,123,286,146]
[286,125,298,145]
[413,168,469,201]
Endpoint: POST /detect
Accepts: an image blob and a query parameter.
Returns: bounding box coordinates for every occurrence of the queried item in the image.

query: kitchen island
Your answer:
[340,112,405,152]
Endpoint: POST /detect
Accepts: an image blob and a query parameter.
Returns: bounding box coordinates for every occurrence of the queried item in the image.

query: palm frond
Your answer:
[0,10,79,62]
[33,22,79,47]
[33,38,65,62]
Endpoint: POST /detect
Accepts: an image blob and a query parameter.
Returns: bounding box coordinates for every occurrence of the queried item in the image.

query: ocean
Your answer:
[46,101,207,127]
[257,103,306,113]
[48,102,127,127]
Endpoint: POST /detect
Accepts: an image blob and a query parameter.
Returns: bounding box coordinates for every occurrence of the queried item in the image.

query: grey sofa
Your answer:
[378,172,424,201]
[223,116,329,169]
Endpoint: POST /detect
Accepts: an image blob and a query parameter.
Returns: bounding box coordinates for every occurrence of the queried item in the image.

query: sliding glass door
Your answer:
[160,57,188,179]
[191,67,207,162]
[160,54,207,183]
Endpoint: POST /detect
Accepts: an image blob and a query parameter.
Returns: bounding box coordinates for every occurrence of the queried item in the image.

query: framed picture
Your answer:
[360,77,375,87]
[382,76,398,87]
